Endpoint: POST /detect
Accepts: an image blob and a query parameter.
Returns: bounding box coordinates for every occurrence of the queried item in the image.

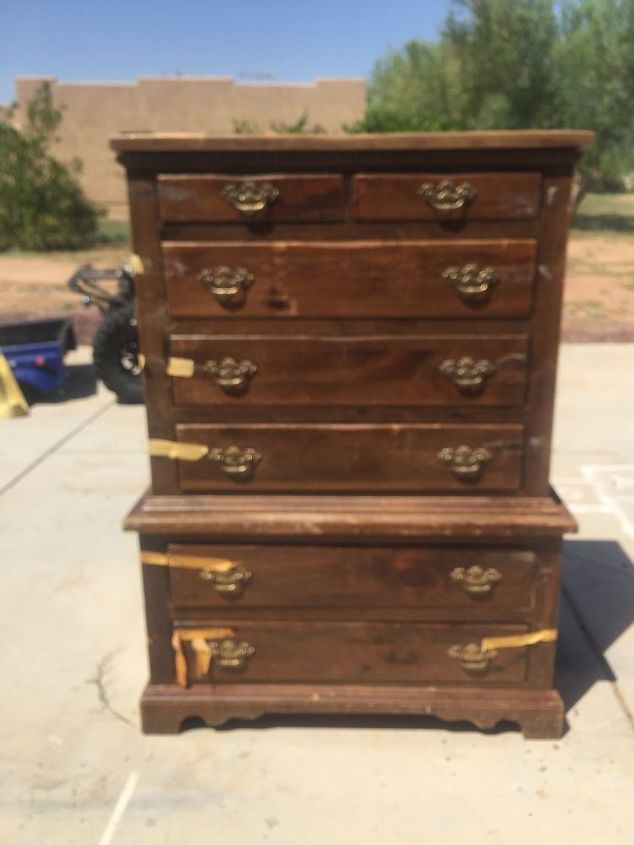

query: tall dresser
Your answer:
[116,131,592,738]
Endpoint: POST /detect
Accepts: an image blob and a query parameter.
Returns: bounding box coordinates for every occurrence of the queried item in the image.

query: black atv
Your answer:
[68,263,143,404]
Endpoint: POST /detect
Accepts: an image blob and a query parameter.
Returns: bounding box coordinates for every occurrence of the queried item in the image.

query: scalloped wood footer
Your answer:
[140,684,564,739]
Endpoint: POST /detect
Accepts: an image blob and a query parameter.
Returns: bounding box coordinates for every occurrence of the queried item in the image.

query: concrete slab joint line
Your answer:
[564,464,634,538]
[0,398,114,498]
[98,770,139,845]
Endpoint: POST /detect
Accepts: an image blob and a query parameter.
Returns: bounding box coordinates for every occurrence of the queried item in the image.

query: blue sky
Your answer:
[0,0,450,103]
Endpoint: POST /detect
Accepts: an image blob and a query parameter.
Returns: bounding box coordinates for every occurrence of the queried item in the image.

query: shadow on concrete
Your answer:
[27,362,98,405]
[557,540,634,714]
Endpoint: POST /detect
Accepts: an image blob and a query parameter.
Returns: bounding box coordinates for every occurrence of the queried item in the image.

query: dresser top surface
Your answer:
[110,129,594,154]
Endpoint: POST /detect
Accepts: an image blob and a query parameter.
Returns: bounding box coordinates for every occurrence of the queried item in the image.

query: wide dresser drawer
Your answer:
[158,174,345,222]
[169,333,528,408]
[162,240,537,318]
[172,621,530,685]
[172,423,523,493]
[168,543,537,612]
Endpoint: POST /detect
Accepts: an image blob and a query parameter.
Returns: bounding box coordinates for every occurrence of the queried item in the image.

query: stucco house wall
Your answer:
[5,76,366,216]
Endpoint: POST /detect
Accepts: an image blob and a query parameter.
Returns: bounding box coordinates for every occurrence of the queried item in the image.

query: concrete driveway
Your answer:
[1,344,632,844]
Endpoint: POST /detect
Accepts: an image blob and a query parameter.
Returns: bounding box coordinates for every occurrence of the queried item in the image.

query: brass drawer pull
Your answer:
[209,445,262,479]
[221,180,279,214]
[450,565,502,596]
[438,357,495,393]
[205,357,258,393]
[199,265,254,307]
[211,639,255,670]
[442,264,500,303]
[437,445,492,479]
[448,642,497,674]
[199,563,252,597]
[417,179,476,212]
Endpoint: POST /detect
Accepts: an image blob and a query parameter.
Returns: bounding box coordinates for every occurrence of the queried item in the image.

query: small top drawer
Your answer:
[354,173,541,221]
[158,174,345,222]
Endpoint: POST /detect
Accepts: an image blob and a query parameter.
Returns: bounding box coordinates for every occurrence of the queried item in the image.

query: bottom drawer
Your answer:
[173,622,529,686]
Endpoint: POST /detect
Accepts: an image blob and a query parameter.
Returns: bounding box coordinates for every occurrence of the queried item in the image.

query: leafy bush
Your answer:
[232,111,325,134]
[0,82,101,251]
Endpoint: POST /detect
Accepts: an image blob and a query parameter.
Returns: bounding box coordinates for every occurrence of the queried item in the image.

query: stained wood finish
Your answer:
[158,174,345,222]
[169,333,528,408]
[117,131,589,737]
[126,490,577,539]
[174,621,529,685]
[168,543,537,612]
[354,173,541,221]
[175,422,523,493]
[162,240,537,319]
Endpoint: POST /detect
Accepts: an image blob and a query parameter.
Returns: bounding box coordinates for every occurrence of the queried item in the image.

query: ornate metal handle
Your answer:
[448,642,497,674]
[210,639,255,670]
[198,266,254,307]
[450,566,502,596]
[417,179,477,212]
[209,445,262,479]
[442,264,500,303]
[221,180,279,214]
[437,445,492,479]
[205,357,258,393]
[438,357,495,393]
[199,563,252,597]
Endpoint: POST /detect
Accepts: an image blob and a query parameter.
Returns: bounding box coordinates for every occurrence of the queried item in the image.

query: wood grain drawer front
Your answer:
[170,334,528,408]
[168,544,537,612]
[175,423,523,493]
[158,174,345,222]
[162,240,536,318]
[176,622,529,685]
[354,173,541,221]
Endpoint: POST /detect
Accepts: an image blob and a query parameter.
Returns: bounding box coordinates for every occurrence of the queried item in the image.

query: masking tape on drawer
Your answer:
[171,628,235,687]
[129,253,145,274]
[481,629,557,651]
[140,550,236,571]
[166,357,196,377]
[148,438,209,460]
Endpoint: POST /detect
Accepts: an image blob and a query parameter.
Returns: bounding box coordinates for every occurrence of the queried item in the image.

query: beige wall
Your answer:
[6,76,366,216]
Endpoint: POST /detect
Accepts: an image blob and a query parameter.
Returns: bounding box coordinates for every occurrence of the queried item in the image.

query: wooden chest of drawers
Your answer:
[116,130,592,738]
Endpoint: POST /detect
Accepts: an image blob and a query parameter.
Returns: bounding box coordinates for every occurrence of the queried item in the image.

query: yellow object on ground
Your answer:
[0,353,29,418]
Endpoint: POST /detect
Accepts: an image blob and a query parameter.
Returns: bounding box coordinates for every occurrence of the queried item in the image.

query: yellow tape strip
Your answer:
[137,353,146,372]
[148,438,209,461]
[191,638,213,678]
[171,628,235,687]
[0,353,30,419]
[140,551,237,571]
[139,551,169,566]
[129,253,145,275]
[166,357,196,378]
[482,629,557,651]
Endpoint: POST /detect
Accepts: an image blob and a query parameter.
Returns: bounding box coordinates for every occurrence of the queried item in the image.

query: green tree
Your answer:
[444,0,559,129]
[0,82,101,251]
[347,41,465,132]
[352,0,634,190]
[553,0,634,190]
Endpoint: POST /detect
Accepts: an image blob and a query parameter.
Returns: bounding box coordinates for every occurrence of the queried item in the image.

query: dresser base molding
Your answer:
[140,683,564,740]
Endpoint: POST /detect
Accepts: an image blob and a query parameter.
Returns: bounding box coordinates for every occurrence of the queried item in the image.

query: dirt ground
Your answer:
[0,232,633,342]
